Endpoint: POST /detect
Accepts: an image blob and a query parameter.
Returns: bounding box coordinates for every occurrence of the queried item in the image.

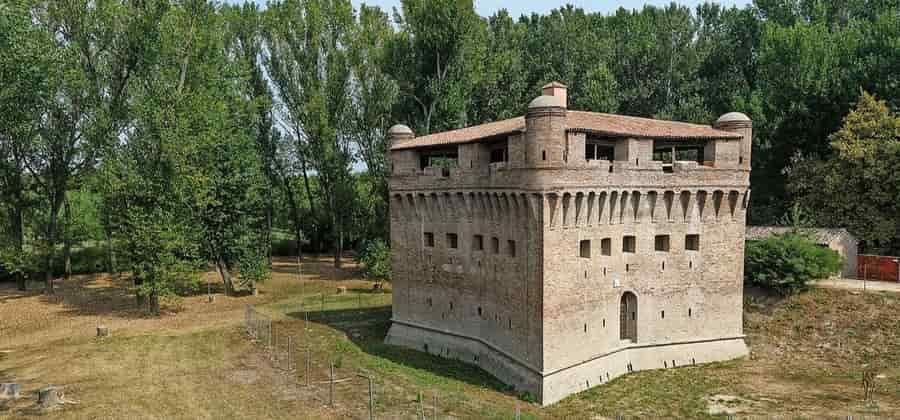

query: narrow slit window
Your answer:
[491,237,500,254]
[507,240,516,257]
[601,238,612,256]
[424,232,435,247]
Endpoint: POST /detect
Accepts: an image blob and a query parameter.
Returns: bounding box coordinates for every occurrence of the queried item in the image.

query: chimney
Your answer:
[542,81,567,108]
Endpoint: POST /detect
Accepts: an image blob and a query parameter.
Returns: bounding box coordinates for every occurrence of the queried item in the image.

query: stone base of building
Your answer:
[385,320,749,406]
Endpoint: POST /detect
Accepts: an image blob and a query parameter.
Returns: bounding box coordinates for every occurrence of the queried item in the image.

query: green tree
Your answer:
[348,4,397,241]
[264,0,358,267]
[0,0,52,290]
[789,91,900,254]
[745,233,843,295]
[386,0,487,134]
[468,9,528,123]
[358,239,391,283]
[23,0,165,294]
[224,3,280,264]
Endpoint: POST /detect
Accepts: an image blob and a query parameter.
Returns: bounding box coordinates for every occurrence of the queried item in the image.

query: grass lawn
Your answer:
[2,257,899,419]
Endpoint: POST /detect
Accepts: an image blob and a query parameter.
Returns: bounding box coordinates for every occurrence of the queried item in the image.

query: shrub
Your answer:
[358,239,391,282]
[745,232,843,295]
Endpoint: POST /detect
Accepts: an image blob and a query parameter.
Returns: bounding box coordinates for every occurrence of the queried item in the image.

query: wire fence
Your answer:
[242,301,892,420]
[243,296,420,420]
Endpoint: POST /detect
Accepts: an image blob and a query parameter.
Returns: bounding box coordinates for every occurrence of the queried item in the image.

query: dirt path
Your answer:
[814,277,900,293]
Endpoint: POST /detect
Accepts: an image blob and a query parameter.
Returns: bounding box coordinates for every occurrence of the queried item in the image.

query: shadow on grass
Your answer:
[284,305,513,395]
[0,273,253,320]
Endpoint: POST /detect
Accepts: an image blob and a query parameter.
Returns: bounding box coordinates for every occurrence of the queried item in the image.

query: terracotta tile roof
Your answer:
[391,116,525,150]
[566,111,743,140]
[391,111,741,150]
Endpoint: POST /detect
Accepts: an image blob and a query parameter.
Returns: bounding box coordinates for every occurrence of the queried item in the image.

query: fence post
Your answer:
[369,376,375,420]
[306,348,311,387]
[433,392,438,420]
[288,336,293,371]
[321,293,325,313]
[329,362,335,407]
[358,373,375,420]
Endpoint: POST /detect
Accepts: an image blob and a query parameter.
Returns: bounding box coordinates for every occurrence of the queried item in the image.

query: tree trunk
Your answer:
[11,204,25,291]
[37,386,63,409]
[14,272,25,292]
[148,289,159,315]
[334,229,343,269]
[216,254,234,296]
[44,194,63,295]
[295,225,304,262]
[135,277,145,306]
[298,156,319,254]
[63,200,72,280]
[265,198,273,264]
[333,208,343,269]
[281,176,303,262]
[105,213,117,275]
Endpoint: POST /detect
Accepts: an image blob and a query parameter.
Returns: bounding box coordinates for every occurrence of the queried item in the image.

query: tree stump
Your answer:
[0,383,19,399]
[96,326,110,338]
[37,386,63,409]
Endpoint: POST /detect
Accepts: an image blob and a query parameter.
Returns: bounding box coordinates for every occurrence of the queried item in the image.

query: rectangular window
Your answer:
[585,141,615,161]
[447,233,458,249]
[424,232,434,247]
[685,234,700,251]
[492,237,500,254]
[601,238,612,256]
[579,240,591,258]
[473,235,484,251]
[490,147,508,163]
[622,236,636,253]
[507,240,516,257]
[654,235,670,252]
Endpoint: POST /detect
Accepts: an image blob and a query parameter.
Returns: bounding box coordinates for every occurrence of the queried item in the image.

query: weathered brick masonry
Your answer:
[385,82,751,405]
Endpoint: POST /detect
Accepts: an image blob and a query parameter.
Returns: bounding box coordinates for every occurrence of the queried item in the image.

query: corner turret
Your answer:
[714,112,752,169]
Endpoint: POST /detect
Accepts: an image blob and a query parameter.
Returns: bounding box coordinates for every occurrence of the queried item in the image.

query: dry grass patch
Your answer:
[2,260,899,419]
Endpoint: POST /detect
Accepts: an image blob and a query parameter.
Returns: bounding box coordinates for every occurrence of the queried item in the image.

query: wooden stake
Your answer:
[329,362,335,406]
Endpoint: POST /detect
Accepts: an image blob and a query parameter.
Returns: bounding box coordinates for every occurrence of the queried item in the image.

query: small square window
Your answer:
[424,232,434,247]
[579,240,591,258]
[447,233,458,249]
[601,238,612,256]
[491,237,500,254]
[686,234,700,251]
[507,240,516,257]
[654,235,670,252]
[622,236,636,253]
[473,235,484,251]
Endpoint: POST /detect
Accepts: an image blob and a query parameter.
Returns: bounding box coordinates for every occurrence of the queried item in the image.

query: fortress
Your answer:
[384,82,751,405]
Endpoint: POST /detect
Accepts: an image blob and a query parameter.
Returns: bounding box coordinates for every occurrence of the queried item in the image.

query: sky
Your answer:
[228,0,753,17]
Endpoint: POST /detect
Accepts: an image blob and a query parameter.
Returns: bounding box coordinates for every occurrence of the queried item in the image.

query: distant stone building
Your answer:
[745,226,858,278]
[385,82,751,405]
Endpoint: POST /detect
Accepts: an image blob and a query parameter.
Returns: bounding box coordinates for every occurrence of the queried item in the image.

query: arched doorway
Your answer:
[620,292,637,342]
